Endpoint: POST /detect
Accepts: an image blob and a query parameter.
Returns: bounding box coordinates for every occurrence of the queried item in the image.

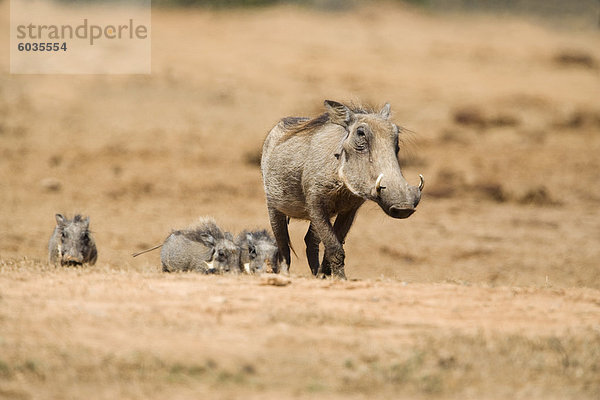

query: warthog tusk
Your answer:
[243,263,250,274]
[375,173,385,192]
[206,261,215,271]
[418,174,425,191]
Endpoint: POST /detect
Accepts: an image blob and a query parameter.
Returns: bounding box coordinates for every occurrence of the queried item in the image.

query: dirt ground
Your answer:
[1,1,599,399]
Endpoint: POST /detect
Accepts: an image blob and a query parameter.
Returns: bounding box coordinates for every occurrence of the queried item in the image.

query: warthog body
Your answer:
[236,229,279,274]
[161,218,241,274]
[48,214,97,266]
[261,100,423,279]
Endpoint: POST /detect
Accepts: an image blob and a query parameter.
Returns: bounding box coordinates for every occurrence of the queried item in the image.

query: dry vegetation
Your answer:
[1,1,599,399]
[1,260,599,400]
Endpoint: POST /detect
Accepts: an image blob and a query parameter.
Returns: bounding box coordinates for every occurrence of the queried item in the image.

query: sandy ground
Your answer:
[1,1,599,399]
[1,262,599,400]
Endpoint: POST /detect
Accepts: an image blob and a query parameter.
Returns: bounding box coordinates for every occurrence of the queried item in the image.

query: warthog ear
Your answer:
[55,214,66,226]
[379,103,391,119]
[200,233,215,247]
[324,100,352,128]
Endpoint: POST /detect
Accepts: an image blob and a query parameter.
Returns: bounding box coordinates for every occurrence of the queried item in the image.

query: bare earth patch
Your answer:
[0,260,599,399]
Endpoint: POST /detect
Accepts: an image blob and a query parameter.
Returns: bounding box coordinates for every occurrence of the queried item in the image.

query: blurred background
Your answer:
[1,0,599,286]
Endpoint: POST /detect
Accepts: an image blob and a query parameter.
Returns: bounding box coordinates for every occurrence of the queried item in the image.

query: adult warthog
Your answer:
[261,100,424,279]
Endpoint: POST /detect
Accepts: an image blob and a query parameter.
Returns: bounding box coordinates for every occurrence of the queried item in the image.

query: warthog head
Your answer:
[207,232,241,274]
[328,100,424,219]
[236,230,279,274]
[52,214,97,265]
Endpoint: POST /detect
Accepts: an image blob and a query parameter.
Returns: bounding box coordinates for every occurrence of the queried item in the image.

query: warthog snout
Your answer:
[374,173,424,219]
[388,205,415,219]
[62,254,84,265]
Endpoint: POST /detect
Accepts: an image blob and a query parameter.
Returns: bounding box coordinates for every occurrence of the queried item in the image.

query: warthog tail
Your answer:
[132,243,163,257]
[285,216,298,258]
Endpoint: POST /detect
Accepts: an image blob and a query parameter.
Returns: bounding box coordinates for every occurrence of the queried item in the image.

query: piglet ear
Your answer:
[83,216,90,229]
[246,232,253,243]
[55,214,66,226]
[379,103,391,119]
[200,233,215,247]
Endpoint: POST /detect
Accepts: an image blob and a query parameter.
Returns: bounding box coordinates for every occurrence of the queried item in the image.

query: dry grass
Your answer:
[1,260,599,399]
[1,1,600,398]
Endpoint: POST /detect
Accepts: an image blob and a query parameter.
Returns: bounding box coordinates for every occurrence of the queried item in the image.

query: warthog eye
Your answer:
[354,127,368,152]
[248,245,257,259]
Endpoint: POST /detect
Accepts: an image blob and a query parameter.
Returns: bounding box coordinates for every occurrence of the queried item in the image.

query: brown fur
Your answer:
[279,104,379,142]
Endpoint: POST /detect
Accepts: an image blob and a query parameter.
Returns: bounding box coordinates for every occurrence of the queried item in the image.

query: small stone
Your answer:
[260,274,291,287]
[40,177,62,192]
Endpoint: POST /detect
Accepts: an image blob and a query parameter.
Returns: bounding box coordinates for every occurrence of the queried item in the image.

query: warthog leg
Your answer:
[309,205,359,279]
[332,209,358,244]
[268,207,291,274]
[304,223,320,276]
[318,209,358,279]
